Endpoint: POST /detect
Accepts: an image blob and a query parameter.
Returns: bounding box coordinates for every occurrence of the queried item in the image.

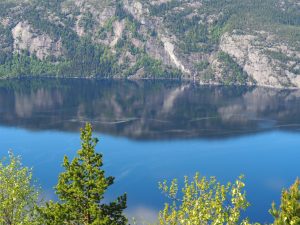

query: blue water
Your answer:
[0,126,299,223]
[0,79,299,223]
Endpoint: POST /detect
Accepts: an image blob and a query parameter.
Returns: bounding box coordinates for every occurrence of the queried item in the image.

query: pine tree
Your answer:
[40,123,127,225]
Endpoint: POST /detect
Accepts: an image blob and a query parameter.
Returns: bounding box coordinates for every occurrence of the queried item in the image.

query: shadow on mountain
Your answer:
[1,78,300,140]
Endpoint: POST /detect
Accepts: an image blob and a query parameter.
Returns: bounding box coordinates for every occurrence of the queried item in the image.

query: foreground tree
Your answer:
[0,151,40,225]
[40,123,127,225]
[157,173,255,225]
[270,178,300,225]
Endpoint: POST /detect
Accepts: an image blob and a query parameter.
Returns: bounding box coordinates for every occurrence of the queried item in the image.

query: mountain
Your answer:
[0,0,299,88]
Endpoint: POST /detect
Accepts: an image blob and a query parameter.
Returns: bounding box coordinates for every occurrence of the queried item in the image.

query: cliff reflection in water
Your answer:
[1,78,300,140]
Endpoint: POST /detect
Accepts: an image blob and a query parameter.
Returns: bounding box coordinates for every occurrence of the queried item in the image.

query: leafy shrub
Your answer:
[158,173,253,225]
[270,178,300,225]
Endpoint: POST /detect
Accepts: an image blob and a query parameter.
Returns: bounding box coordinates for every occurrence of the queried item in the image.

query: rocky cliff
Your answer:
[0,0,299,88]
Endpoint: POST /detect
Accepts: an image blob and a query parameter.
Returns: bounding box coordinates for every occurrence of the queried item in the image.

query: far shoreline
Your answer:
[0,75,299,90]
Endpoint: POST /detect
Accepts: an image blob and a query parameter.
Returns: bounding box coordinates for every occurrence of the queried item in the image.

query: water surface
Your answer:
[0,79,299,223]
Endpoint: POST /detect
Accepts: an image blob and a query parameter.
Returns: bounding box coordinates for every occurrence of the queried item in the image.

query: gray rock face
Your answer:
[220,32,300,88]
[12,21,62,60]
[1,0,299,88]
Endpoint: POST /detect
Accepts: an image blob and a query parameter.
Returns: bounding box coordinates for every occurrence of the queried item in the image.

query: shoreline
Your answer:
[0,75,299,90]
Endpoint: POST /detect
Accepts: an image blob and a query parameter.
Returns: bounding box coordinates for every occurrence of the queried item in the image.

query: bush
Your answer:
[270,178,300,225]
[157,173,254,225]
[0,151,40,225]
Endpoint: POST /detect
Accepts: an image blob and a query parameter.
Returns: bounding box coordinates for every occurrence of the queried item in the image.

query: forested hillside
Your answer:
[0,0,299,88]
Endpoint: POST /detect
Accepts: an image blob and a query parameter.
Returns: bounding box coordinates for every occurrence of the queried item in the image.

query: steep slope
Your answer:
[0,0,299,88]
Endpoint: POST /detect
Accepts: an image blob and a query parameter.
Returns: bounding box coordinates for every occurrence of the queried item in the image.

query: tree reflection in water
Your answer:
[0,78,300,140]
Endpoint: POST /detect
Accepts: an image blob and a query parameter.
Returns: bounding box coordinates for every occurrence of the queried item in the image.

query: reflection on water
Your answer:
[0,78,299,224]
[1,78,300,139]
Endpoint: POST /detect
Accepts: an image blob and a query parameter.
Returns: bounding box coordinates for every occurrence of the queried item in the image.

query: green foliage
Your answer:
[164,11,209,53]
[0,151,40,225]
[270,178,300,225]
[103,17,117,34]
[0,53,70,78]
[115,1,142,40]
[218,52,248,85]
[1,0,300,80]
[157,173,254,225]
[115,0,129,20]
[265,50,299,64]
[203,68,215,82]
[0,0,118,78]
[115,0,136,24]
[149,0,181,16]
[0,39,118,78]
[125,18,141,39]
[79,12,94,31]
[70,38,118,77]
[125,54,182,78]
[39,123,127,225]
[202,0,300,44]
[155,0,300,56]
[195,61,209,72]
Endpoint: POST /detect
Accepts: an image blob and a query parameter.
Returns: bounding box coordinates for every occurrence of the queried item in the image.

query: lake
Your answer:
[0,78,299,224]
